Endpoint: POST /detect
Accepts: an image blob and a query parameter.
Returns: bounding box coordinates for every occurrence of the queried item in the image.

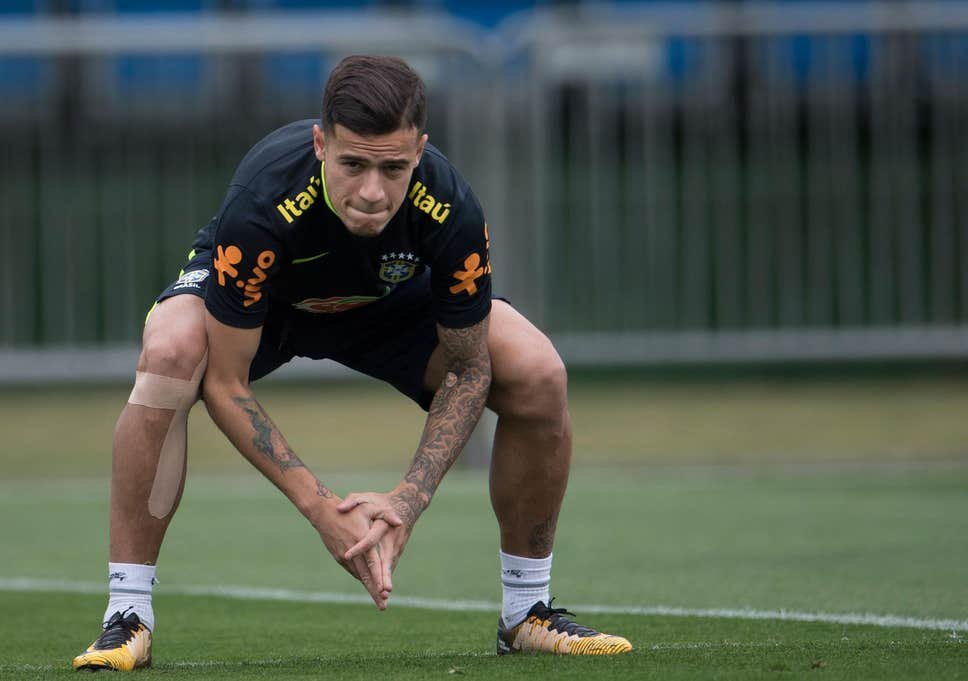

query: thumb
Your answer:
[336,493,364,513]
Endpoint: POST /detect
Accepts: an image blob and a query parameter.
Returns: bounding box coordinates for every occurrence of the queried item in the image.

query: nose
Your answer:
[357,169,386,205]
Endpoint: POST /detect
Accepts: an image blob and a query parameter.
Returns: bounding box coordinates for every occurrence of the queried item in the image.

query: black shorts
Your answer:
[156,249,485,411]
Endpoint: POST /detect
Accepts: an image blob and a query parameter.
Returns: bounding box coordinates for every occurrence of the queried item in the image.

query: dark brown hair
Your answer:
[322,55,427,136]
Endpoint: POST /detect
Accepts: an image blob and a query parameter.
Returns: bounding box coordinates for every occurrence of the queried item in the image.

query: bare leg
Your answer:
[423,300,571,558]
[424,303,631,655]
[488,393,571,558]
[110,295,207,564]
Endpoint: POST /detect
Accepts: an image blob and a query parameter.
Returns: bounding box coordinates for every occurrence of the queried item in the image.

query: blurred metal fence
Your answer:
[500,2,968,364]
[3,2,968,382]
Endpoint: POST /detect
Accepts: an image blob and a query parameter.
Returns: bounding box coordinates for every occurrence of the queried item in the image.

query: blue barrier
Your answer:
[0,1,50,103]
[3,2,968,108]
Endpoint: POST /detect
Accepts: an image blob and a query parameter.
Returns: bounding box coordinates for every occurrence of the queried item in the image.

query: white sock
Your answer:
[103,562,156,632]
[500,551,552,628]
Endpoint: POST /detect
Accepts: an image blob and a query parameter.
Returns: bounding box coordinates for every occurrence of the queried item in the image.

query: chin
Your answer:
[344,219,388,238]
[342,209,392,237]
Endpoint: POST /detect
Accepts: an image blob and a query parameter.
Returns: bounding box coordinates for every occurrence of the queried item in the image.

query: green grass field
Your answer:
[1,374,967,679]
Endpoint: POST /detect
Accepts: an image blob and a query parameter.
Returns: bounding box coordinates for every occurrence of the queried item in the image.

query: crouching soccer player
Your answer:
[72,55,631,671]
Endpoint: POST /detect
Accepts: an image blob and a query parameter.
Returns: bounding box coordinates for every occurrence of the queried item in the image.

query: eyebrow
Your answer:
[337,153,409,166]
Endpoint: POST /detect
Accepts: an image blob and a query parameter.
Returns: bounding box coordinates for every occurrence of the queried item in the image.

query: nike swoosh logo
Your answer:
[292,250,330,265]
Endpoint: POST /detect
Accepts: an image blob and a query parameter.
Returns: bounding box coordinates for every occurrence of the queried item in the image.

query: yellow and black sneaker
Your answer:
[497,599,632,655]
[72,610,152,672]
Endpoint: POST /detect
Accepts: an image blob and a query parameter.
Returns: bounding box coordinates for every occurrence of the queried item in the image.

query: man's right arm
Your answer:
[201,310,397,608]
[201,313,323,513]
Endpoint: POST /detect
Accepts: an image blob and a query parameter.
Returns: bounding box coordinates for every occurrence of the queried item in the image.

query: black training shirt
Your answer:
[192,120,492,330]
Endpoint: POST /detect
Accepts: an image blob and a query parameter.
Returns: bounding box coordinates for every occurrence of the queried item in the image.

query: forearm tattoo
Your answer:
[393,317,492,528]
[231,396,305,472]
[316,479,334,498]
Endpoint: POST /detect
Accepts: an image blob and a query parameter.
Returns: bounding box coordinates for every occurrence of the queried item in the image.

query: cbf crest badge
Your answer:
[379,251,420,284]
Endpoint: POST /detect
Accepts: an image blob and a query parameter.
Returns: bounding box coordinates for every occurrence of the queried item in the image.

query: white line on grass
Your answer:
[2,577,966,633]
[0,652,495,675]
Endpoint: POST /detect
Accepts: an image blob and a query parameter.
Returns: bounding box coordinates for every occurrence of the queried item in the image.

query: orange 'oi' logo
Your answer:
[241,250,276,307]
[449,253,485,296]
[214,245,276,308]
[214,245,243,286]
[483,224,492,275]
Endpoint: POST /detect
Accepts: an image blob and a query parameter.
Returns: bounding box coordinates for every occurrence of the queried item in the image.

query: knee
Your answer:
[533,354,568,412]
[139,324,207,380]
[493,349,569,424]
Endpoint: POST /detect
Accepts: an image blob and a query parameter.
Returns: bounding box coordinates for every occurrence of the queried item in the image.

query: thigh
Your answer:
[139,294,209,378]
[140,252,212,379]
[143,249,212,355]
[149,248,295,383]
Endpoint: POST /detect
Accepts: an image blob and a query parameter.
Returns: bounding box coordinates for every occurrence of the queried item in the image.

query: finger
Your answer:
[378,541,393,593]
[364,545,385,597]
[352,502,402,528]
[344,519,392,561]
[351,555,386,610]
[336,493,365,513]
[376,509,404,528]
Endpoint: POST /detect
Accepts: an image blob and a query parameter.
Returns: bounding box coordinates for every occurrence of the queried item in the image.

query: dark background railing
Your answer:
[3,2,968,370]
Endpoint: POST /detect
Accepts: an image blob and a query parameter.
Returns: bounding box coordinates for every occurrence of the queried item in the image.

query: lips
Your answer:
[341,205,392,236]
[346,205,387,220]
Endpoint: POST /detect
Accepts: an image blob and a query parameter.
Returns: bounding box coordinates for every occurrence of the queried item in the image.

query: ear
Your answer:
[312,124,326,161]
[414,133,428,166]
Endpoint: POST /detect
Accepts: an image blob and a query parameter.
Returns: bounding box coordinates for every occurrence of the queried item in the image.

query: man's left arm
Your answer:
[338,313,491,567]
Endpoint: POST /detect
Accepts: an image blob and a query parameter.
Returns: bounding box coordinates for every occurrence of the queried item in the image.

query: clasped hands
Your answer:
[313,489,413,610]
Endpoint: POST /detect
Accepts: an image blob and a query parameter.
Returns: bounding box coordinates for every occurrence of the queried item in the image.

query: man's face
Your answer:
[313,123,427,237]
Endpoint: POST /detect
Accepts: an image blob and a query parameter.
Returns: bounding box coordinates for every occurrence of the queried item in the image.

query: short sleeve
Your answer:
[428,189,492,329]
[205,187,286,329]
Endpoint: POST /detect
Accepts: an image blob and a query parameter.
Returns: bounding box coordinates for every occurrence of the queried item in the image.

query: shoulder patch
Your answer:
[449,252,486,296]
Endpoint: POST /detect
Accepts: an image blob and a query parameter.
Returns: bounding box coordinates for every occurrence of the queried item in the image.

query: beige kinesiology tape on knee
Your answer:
[128,353,208,519]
